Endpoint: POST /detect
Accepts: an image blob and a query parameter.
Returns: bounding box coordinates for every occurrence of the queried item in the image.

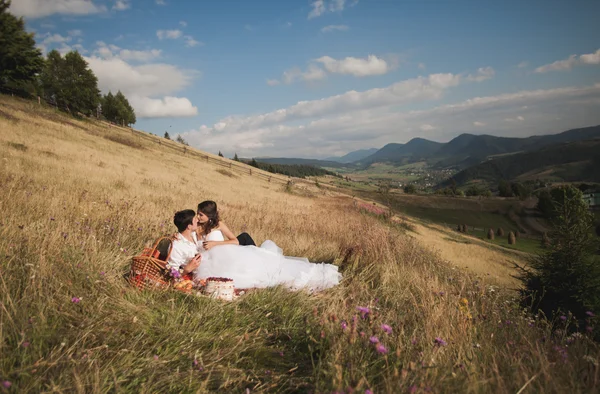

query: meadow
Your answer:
[1,95,599,393]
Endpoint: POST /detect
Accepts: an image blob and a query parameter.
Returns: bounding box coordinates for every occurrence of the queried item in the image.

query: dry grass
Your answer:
[0,95,599,393]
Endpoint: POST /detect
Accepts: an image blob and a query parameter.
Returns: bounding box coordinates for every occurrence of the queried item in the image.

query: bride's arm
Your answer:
[202,221,239,250]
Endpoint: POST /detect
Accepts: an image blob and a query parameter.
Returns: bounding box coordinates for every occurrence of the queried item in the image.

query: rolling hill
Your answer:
[438,139,600,187]
[325,148,378,163]
[359,125,600,169]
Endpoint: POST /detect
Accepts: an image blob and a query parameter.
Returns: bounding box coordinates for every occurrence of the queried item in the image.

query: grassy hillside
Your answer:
[1,96,599,393]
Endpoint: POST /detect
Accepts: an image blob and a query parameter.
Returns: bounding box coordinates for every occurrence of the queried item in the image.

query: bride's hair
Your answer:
[197,200,220,235]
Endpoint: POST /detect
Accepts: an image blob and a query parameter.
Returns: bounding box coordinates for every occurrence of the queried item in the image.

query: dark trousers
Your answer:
[237,232,256,246]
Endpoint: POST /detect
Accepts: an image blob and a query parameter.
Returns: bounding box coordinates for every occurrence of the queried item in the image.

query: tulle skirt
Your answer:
[193,240,341,291]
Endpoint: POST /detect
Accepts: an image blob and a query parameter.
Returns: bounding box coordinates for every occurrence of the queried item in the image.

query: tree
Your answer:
[164,131,171,140]
[218,151,224,157]
[114,90,136,126]
[519,185,600,339]
[233,153,239,161]
[176,135,188,145]
[0,1,44,92]
[403,184,417,194]
[41,50,100,116]
[498,180,513,197]
[250,158,259,168]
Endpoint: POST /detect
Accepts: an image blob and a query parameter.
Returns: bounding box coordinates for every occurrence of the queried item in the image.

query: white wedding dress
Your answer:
[193,230,342,291]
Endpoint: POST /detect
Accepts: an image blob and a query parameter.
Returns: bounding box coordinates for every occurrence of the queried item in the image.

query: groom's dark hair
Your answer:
[173,209,196,233]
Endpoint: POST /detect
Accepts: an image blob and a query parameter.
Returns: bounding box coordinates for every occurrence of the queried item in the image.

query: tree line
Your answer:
[0,0,135,125]
[245,158,339,179]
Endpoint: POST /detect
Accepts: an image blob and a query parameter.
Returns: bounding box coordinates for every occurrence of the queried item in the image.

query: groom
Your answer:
[167,209,257,274]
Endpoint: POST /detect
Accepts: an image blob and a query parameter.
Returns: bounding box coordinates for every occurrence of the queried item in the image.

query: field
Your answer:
[1,95,599,393]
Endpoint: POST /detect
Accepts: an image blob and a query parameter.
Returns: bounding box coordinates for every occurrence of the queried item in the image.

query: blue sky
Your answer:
[11,0,600,158]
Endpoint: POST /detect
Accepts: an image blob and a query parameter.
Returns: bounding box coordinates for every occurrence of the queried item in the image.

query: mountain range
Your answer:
[257,125,600,173]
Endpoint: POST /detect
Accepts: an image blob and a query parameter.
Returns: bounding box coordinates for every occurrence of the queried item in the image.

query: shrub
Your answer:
[487,228,495,240]
[456,224,462,232]
[462,224,468,233]
[519,185,600,340]
[541,232,550,248]
[515,230,520,238]
[497,227,504,237]
[403,184,417,194]
[508,231,516,245]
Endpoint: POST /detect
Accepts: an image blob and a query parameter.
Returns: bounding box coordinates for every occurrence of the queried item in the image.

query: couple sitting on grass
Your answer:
[167,200,341,292]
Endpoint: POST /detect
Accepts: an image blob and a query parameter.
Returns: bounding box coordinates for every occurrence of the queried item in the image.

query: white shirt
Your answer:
[167,231,201,271]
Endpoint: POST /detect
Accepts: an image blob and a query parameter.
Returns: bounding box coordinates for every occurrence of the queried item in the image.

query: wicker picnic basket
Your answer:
[128,235,176,290]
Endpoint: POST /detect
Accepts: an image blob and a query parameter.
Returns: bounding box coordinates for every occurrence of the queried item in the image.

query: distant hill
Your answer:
[360,125,600,169]
[325,148,378,163]
[359,138,443,165]
[438,139,600,188]
[254,157,347,169]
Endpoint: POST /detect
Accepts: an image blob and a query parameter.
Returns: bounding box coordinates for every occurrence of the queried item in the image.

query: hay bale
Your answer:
[487,228,495,240]
[508,231,516,245]
[497,227,504,237]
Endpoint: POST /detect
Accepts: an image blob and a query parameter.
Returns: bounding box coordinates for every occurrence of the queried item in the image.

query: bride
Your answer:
[192,201,341,291]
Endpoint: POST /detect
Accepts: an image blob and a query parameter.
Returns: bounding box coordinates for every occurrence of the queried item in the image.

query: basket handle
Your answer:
[148,234,178,263]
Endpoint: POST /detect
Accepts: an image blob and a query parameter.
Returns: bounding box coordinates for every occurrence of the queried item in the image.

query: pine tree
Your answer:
[41,50,100,116]
[233,153,239,161]
[164,131,171,140]
[519,185,600,339]
[218,151,224,157]
[176,135,189,145]
[0,1,44,92]
[250,158,259,168]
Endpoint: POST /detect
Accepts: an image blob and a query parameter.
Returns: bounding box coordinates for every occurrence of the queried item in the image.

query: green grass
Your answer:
[468,228,544,255]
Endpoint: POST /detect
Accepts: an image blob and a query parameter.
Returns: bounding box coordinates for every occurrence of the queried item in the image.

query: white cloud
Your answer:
[156,0,166,4]
[93,42,162,62]
[9,0,106,19]
[278,64,327,85]
[181,79,600,158]
[465,67,495,82]
[308,0,326,19]
[534,49,600,73]
[418,63,426,70]
[68,29,83,37]
[184,36,202,47]
[156,29,182,40]
[504,116,525,122]
[41,33,72,45]
[517,61,528,68]
[308,0,356,19]
[129,96,197,118]
[321,24,349,32]
[112,0,130,10]
[179,21,187,27]
[419,124,435,131]
[315,55,392,77]
[266,79,281,86]
[85,55,198,118]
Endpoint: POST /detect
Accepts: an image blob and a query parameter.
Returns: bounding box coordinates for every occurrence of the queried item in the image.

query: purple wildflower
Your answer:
[340,321,348,330]
[369,336,380,344]
[365,390,373,394]
[375,344,388,354]
[71,297,81,303]
[170,268,181,279]
[559,315,567,322]
[411,338,418,345]
[153,355,159,360]
[137,227,142,231]
[434,337,447,347]
[586,326,594,333]
[279,351,284,357]
[100,271,105,276]
[192,358,198,367]
[50,217,55,221]
[586,311,595,317]
[2,381,11,389]
[356,306,370,318]
[381,324,392,334]
[22,341,30,348]
[408,385,417,393]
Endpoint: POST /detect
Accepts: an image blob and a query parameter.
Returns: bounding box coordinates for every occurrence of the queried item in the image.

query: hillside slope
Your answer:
[440,139,600,187]
[1,95,597,393]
